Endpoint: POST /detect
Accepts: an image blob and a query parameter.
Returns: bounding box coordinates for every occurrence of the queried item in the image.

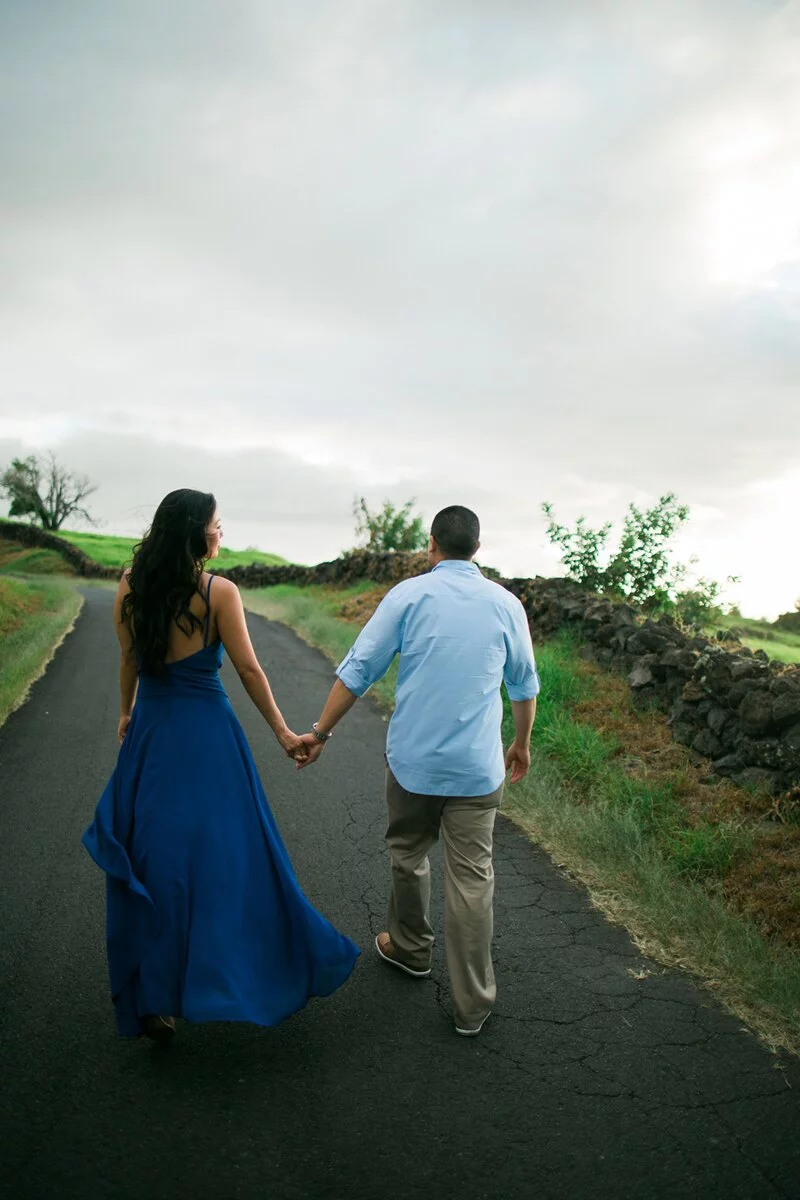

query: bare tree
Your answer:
[0,453,97,531]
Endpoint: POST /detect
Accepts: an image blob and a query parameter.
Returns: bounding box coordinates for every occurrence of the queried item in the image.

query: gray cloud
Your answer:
[1,0,799,611]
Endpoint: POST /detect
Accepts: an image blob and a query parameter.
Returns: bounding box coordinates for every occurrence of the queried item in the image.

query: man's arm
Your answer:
[295,679,359,769]
[296,588,405,769]
[503,599,540,784]
[506,698,536,783]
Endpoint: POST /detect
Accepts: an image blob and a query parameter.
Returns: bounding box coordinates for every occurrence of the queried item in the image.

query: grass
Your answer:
[0,576,83,728]
[57,529,289,572]
[0,540,72,576]
[712,613,800,665]
[243,583,399,710]
[246,581,800,1055]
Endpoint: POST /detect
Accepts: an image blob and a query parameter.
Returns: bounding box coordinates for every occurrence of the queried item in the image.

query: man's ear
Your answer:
[429,535,437,553]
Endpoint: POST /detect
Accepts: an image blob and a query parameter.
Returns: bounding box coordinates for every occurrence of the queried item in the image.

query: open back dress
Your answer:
[82,577,359,1036]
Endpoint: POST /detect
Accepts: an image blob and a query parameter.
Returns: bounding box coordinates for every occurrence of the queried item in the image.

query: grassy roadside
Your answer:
[0,576,83,729]
[243,583,399,710]
[243,582,800,1055]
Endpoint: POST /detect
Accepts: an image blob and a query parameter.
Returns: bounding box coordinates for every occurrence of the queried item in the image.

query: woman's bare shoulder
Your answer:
[207,574,239,600]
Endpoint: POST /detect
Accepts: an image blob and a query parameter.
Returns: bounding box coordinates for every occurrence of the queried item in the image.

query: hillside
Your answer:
[56,529,289,571]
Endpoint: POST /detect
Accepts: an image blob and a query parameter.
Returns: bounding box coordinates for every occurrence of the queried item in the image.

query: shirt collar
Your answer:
[431,559,480,574]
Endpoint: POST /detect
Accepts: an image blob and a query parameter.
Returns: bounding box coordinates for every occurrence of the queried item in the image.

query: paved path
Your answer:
[1,587,799,1200]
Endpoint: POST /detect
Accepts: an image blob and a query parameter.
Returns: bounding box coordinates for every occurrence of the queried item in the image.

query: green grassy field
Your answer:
[0,576,82,727]
[712,613,800,664]
[243,582,800,1056]
[54,529,289,572]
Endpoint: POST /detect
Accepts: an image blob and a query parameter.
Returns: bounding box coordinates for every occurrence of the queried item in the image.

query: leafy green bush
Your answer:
[352,497,427,553]
[542,493,737,621]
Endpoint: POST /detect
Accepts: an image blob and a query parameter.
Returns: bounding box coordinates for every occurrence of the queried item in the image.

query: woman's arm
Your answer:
[113,573,138,743]
[214,577,305,758]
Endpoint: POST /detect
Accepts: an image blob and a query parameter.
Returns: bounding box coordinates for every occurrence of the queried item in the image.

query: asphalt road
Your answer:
[1,586,799,1200]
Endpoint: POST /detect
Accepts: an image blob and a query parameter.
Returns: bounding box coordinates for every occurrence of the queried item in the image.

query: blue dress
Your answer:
[82,588,359,1037]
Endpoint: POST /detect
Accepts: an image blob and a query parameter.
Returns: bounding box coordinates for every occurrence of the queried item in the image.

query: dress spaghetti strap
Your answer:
[203,576,214,647]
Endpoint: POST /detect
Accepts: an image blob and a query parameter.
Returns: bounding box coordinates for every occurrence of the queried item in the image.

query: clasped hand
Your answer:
[280,730,328,769]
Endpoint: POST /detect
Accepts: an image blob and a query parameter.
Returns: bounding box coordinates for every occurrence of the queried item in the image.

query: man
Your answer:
[298,505,540,1036]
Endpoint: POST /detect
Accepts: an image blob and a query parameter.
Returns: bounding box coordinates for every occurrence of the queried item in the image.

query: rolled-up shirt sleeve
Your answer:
[503,600,541,701]
[336,590,404,697]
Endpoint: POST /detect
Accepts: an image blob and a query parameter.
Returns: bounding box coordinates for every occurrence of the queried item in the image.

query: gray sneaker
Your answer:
[375,933,431,978]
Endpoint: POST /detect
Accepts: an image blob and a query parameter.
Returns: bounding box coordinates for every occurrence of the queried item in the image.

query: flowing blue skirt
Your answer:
[82,642,359,1036]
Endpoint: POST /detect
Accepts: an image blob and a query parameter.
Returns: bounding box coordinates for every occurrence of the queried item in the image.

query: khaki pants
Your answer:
[385,767,503,1028]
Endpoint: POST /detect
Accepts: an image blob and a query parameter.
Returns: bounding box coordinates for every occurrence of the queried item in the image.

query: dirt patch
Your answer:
[724,829,800,945]
[572,663,746,818]
[336,586,391,624]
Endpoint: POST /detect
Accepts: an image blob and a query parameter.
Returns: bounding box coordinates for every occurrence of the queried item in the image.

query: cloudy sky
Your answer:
[1,0,798,617]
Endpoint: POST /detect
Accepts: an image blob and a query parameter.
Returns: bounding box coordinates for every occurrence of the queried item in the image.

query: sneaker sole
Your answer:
[455,1013,491,1037]
[375,935,431,978]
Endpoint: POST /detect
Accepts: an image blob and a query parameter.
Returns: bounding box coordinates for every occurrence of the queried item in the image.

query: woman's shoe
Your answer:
[141,1015,177,1043]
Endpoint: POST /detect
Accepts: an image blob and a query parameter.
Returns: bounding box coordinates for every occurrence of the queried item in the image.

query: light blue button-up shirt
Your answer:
[336,559,540,797]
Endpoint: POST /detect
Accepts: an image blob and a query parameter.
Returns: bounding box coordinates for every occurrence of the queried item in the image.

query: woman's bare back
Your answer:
[163,572,218,664]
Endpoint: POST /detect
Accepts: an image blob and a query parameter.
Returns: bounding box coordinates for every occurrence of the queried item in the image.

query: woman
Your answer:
[82,489,359,1041]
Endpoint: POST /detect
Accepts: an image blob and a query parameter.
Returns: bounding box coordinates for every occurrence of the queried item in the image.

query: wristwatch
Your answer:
[311,722,333,743]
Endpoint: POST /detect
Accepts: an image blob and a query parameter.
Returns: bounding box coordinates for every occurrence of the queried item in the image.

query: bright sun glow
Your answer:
[707,178,800,287]
[702,119,800,287]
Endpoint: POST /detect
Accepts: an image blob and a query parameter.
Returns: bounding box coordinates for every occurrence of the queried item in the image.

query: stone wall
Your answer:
[214,548,433,589]
[505,576,800,796]
[0,520,118,579]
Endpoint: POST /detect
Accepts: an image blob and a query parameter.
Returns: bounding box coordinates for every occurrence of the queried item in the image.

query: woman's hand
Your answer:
[278,728,310,763]
[117,715,132,745]
[294,733,327,771]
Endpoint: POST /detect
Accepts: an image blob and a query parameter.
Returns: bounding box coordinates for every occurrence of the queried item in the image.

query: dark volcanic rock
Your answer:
[739,691,774,736]
[713,753,744,777]
[692,729,725,760]
[707,706,730,735]
[772,693,800,730]
[738,737,784,770]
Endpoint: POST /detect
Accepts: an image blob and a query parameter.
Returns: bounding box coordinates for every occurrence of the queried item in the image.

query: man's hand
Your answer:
[504,740,531,784]
[295,732,328,770]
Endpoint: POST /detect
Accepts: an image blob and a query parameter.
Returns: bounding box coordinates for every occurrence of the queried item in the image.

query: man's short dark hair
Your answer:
[430,506,480,559]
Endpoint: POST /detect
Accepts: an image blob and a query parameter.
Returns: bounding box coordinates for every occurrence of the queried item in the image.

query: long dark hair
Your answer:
[122,489,216,676]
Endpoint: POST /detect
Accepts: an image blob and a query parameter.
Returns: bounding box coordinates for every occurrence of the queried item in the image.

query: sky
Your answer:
[1,0,798,618]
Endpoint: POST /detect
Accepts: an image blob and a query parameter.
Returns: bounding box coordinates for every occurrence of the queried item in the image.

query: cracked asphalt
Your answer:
[1,586,799,1200]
